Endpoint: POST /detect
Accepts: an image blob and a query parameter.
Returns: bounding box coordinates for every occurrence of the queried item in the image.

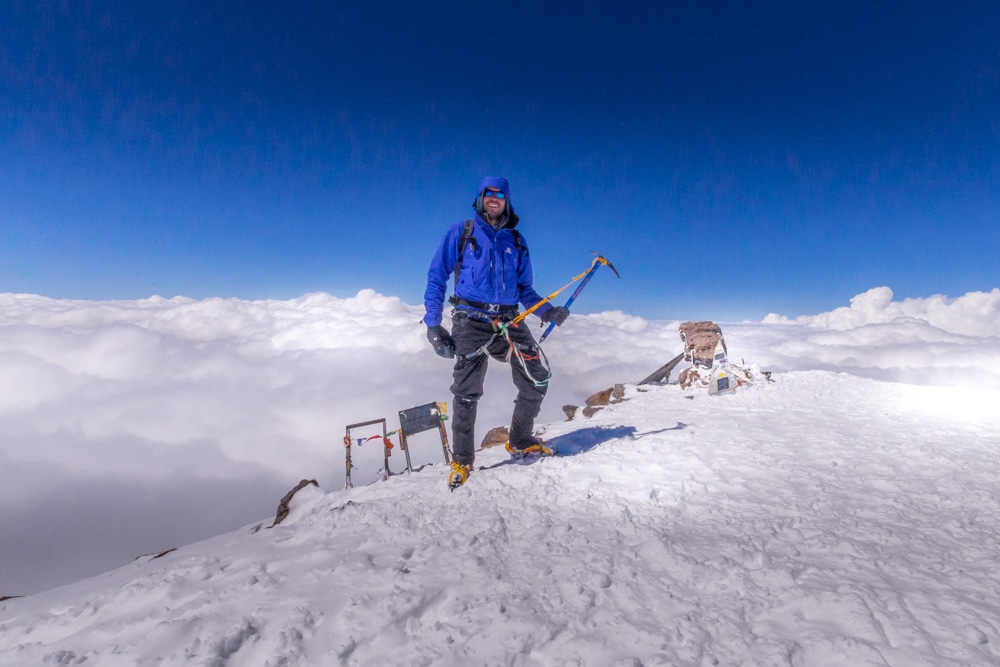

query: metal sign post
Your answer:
[397,402,451,472]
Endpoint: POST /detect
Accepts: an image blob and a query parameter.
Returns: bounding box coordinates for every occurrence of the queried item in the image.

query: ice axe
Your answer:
[539,252,619,343]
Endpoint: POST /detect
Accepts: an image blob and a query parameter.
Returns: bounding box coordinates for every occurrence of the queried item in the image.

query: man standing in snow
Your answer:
[424,177,569,489]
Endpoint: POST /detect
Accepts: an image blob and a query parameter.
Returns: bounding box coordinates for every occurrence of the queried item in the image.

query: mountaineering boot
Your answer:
[448,462,471,491]
[505,437,553,460]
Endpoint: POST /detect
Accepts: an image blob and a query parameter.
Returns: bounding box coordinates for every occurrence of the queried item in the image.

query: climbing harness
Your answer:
[451,254,618,388]
[455,313,552,388]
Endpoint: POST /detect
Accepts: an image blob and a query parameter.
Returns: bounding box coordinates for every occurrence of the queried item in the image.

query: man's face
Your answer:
[482,188,506,221]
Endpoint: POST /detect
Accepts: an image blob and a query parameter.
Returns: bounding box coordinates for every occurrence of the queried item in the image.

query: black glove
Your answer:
[426,325,456,358]
[541,306,570,326]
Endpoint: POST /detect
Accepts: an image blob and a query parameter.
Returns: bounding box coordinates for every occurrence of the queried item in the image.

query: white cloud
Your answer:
[1,286,998,594]
[764,286,1000,337]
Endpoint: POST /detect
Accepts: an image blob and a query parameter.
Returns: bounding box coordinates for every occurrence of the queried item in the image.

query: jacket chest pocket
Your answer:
[499,240,518,291]
[458,243,483,289]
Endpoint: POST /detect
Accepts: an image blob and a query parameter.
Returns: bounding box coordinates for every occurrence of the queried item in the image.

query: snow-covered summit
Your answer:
[3,371,999,666]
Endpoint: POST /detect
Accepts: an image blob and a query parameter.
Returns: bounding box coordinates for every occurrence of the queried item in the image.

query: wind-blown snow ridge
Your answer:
[3,372,999,666]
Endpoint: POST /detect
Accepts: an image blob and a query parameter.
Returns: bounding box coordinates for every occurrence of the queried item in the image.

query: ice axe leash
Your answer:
[499,253,618,334]
[538,252,619,343]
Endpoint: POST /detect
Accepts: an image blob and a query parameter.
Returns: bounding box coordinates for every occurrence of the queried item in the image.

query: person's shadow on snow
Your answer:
[549,423,687,457]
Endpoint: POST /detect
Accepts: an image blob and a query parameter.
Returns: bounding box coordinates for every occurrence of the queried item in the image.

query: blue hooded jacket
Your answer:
[423,177,552,327]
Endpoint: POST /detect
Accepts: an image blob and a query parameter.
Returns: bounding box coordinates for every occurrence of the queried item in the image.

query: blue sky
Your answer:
[2,1,998,320]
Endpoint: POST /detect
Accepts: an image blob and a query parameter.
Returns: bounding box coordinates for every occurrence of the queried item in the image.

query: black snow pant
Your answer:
[449,310,550,467]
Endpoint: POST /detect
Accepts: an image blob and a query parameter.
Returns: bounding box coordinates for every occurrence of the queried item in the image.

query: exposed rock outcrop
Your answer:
[479,426,509,449]
[270,479,319,528]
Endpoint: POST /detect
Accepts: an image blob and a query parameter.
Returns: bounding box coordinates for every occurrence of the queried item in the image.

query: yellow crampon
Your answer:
[448,462,470,491]
[504,440,554,459]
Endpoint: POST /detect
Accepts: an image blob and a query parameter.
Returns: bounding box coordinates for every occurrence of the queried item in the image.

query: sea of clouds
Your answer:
[2,285,998,595]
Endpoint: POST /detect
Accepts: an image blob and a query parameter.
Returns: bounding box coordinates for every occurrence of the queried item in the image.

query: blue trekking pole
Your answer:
[539,252,619,343]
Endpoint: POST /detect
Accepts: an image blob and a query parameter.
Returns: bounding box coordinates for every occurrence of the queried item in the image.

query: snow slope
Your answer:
[3,371,1000,666]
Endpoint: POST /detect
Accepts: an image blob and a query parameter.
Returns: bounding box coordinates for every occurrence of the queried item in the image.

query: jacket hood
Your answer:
[472,176,519,228]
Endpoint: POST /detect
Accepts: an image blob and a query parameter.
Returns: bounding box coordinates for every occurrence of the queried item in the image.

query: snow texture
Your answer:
[3,369,1000,666]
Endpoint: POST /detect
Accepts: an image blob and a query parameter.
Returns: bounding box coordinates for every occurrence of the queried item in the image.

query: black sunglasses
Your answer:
[483,190,506,200]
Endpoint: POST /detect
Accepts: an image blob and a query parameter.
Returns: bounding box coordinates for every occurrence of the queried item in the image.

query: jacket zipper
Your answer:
[500,238,506,294]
